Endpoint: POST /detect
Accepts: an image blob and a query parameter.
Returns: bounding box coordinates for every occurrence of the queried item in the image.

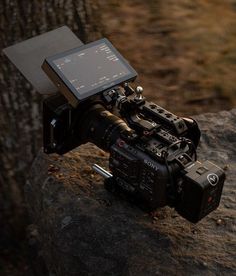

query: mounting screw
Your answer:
[135,86,144,100]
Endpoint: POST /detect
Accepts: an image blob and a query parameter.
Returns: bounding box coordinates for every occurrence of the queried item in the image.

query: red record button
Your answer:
[208,196,213,203]
[118,139,125,147]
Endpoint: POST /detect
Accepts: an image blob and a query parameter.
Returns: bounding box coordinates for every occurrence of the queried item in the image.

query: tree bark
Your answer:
[0,0,101,246]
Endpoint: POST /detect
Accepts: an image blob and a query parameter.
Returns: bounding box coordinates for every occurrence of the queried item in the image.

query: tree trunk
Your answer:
[0,0,101,255]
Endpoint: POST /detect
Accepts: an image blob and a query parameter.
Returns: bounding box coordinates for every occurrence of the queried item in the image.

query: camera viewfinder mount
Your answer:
[42,38,138,107]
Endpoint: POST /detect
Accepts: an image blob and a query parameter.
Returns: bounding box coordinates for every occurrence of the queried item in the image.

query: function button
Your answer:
[196,166,208,175]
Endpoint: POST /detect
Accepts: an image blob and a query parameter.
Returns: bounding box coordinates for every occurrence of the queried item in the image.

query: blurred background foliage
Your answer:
[100,0,236,115]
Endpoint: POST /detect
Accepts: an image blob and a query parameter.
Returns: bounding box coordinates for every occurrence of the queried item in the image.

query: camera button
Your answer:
[196,166,208,175]
[208,196,213,203]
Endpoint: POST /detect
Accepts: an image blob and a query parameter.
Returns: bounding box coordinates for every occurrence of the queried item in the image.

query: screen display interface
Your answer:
[53,42,132,96]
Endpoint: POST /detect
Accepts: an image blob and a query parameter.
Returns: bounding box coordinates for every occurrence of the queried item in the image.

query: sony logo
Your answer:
[144,159,158,171]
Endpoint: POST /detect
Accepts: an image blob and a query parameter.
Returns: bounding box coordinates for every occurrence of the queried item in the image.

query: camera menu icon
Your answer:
[207,173,219,186]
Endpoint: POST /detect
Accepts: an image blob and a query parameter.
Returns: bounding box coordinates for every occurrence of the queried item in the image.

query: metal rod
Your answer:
[92,164,113,179]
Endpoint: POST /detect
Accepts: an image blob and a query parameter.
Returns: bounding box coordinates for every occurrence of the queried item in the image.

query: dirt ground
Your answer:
[99,0,236,115]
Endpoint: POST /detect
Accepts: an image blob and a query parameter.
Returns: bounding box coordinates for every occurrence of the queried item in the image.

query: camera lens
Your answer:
[77,104,131,151]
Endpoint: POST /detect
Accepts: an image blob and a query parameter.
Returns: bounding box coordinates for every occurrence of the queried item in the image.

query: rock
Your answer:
[25,109,236,276]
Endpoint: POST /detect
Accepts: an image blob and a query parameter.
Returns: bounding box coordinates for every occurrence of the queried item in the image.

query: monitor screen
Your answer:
[43,38,137,102]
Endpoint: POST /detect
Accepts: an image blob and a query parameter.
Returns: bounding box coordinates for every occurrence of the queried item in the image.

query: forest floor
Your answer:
[99,0,236,115]
[2,0,236,275]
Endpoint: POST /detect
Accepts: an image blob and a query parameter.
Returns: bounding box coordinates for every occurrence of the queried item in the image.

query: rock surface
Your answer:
[25,109,236,276]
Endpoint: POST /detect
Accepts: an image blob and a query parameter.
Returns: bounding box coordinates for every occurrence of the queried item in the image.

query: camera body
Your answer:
[41,37,225,223]
[43,86,225,223]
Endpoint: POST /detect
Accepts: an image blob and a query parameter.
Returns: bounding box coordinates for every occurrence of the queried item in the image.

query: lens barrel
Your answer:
[77,104,131,151]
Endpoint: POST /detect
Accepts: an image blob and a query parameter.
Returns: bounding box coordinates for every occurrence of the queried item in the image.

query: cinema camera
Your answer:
[4,27,225,223]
